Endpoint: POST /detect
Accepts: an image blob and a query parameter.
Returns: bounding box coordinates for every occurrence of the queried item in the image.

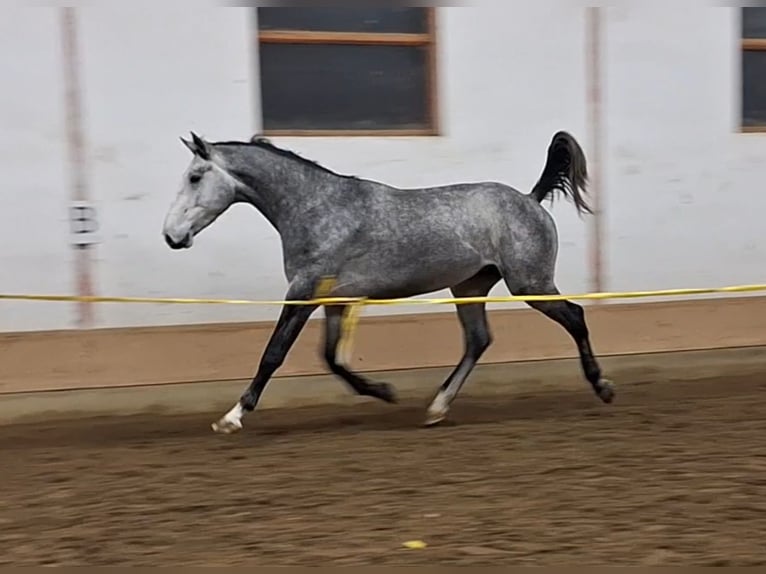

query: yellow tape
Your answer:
[1,283,766,306]
[3,284,765,360]
[0,284,766,365]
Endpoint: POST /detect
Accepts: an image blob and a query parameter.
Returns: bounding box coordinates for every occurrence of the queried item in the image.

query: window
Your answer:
[255,8,438,136]
[742,7,766,131]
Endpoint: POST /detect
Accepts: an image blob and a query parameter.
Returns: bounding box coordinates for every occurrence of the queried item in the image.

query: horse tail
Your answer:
[529,131,592,215]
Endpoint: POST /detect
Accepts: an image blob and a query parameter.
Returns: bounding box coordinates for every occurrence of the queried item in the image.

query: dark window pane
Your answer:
[742,7,766,39]
[259,43,429,131]
[742,50,766,126]
[257,8,427,34]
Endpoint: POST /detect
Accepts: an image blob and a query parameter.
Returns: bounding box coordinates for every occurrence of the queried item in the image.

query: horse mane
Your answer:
[212,135,358,180]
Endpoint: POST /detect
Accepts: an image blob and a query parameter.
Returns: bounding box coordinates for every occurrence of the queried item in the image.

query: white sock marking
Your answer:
[223,402,244,427]
[428,391,449,416]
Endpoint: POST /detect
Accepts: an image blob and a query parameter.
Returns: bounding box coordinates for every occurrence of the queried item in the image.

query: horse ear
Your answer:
[190,131,211,160]
[180,136,196,155]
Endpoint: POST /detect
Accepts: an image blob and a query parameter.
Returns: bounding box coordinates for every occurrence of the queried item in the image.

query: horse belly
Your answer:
[338,249,486,299]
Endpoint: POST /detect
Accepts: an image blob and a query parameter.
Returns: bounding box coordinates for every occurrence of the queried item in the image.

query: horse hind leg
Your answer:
[508,277,615,404]
[425,266,501,427]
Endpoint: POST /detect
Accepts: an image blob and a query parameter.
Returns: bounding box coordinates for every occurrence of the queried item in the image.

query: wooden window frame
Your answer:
[256,8,439,137]
[741,15,766,133]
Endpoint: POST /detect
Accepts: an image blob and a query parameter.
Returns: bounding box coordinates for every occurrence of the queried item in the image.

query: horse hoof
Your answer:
[424,391,449,426]
[423,411,447,427]
[597,379,615,404]
[211,418,243,434]
[370,382,398,404]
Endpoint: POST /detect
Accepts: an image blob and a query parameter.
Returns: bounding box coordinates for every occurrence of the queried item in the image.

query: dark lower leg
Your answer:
[434,304,492,401]
[425,276,496,425]
[239,304,316,411]
[322,306,396,403]
[528,299,614,403]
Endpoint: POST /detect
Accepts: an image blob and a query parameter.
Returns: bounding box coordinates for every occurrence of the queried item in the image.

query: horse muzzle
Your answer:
[164,232,193,250]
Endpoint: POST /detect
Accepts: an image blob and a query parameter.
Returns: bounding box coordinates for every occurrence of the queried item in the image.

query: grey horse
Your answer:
[162,131,614,434]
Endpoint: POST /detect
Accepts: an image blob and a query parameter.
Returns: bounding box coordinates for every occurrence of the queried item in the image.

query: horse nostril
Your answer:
[165,233,187,249]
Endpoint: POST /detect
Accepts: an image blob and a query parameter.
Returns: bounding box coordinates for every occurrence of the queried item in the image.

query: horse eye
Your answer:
[189,173,202,184]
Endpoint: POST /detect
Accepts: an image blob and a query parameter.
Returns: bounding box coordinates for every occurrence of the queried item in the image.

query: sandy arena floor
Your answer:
[2,367,766,566]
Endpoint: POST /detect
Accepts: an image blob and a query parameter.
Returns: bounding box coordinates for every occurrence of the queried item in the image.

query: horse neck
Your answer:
[222,147,346,233]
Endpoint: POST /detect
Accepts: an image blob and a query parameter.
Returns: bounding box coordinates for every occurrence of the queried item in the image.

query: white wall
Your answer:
[604,5,766,294]
[0,3,764,332]
[0,7,73,332]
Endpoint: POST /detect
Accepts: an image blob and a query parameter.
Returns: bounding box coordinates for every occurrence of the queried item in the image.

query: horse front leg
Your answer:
[212,293,317,434]
[322,304,397,403]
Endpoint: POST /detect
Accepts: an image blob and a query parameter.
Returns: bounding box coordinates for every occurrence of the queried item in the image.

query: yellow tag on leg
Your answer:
[337,302,363,366]
[313,276,338,299]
